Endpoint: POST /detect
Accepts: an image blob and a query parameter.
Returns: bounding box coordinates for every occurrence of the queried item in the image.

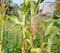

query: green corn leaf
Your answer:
[47,34,55,53]
[22,0,30,14]
[45,22,54,35]
[34,0,41,14]
[41,0,44,3]
[10,17,21,25]
[26,39,31,46]
[30,0,35,16]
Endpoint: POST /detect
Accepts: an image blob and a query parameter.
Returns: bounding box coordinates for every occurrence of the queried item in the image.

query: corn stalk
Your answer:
[22,1,27,53]
[0,0,4,53]
[0,0,8,53]
[0,18,4,53]
[30,0,42,48]
[30,0,35,48]
[22,14,26,53]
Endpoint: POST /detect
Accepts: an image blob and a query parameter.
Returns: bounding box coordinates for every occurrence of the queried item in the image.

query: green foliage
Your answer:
[3,21,22,53]
[0,0,60,53]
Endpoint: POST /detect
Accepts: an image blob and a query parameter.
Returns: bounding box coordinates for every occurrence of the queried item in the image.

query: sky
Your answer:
[13,0,56,9]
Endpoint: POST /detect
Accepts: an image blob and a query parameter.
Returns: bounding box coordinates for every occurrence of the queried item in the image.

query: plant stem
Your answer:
[0,0,7,53]
[0,0,4,53]
[0,17,4,53]
[22,14,26,53]
[22,37,26,53]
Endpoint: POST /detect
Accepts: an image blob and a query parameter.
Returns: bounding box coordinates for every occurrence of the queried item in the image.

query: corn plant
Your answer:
[0,0,19,53]
[0,0,8,53]
[0,0,60,53]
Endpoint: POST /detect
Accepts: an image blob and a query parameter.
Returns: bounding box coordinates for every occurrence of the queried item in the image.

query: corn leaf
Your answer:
[45,22,54,35]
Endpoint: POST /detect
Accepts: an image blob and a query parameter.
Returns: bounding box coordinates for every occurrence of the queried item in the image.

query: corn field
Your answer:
[0,0,60,53]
